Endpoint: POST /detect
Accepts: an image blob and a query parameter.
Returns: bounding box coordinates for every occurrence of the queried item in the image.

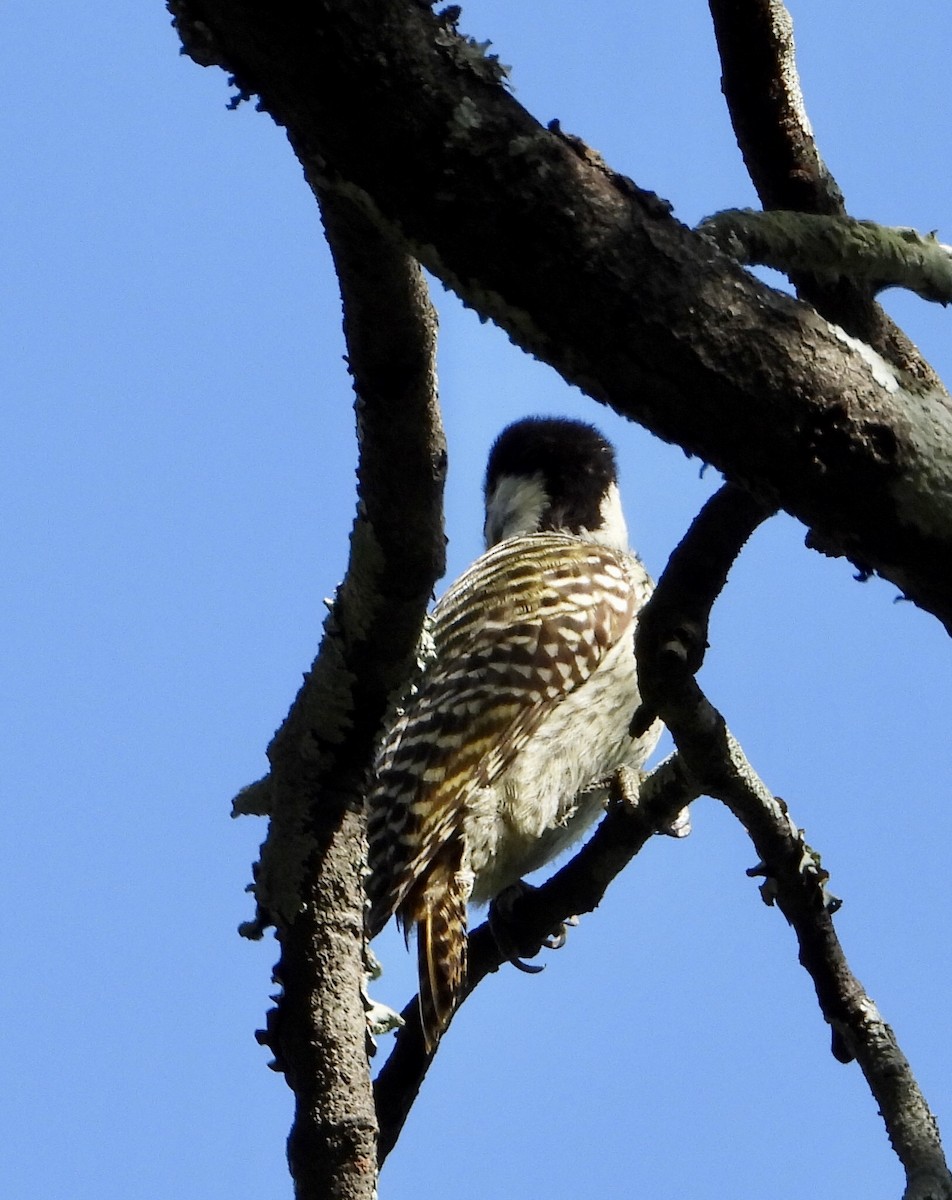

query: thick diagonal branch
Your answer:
[373,754,701,1163]
[251,194,444,1200]
[635,486,952,1199]
[169,0,952,633]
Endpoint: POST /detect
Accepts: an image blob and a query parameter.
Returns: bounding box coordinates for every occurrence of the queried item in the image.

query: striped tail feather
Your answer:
[416,871,469,1052]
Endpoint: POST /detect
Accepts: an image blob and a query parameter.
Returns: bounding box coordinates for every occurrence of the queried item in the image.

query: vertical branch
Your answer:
[253,176,445,1199]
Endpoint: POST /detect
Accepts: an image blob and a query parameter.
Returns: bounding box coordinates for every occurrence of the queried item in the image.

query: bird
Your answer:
[365,416,661,1049]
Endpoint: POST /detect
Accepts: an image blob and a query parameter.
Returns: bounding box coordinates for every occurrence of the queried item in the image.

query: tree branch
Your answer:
[635,486,952,1199]
[248,192,444,1199]
[707,0,844,217]
[699,211,952,304]
[706,0,939,379]
[168,0,952,634]
[373,754,701,1163]
[163,2,952,1188]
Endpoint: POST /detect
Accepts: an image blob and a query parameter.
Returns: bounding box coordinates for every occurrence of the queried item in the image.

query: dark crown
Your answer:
[484,417,619,534]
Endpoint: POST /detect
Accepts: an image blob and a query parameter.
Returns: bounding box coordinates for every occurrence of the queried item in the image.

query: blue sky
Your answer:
[4,3,952,1197]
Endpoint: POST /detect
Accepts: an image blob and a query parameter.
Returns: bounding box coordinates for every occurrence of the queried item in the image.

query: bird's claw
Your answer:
[543,914,579,950]
[510,957,546,975]
[489,881,581,967]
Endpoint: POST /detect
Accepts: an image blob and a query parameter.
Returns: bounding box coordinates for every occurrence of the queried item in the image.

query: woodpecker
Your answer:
[366,416,661,1049]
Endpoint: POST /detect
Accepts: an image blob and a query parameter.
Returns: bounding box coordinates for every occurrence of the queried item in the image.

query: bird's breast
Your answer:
[465,627,660,903]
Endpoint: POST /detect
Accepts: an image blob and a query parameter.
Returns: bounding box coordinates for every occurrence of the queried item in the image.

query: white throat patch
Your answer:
[589,483,630,551]
[484,472,548,547]
[484,475,630,551]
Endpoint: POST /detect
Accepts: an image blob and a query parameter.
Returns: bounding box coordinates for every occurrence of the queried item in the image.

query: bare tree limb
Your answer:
[635,486,952,1199]
[373,753,702,1163]
[248,192,444,1199]
[699,211,952,304]
[632,484,778,742]
[707,0,844,216]
[167,0,952,634]
[707,0,939,379]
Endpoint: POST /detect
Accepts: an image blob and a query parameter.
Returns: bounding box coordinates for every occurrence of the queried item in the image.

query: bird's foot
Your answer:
[611,764,692,839]
[489,880,580,973]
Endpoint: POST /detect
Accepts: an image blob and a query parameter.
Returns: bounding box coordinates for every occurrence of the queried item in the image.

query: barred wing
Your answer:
[365,533,645,936]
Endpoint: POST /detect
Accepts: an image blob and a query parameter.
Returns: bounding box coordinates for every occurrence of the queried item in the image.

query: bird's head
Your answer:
[483,416,629,551]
